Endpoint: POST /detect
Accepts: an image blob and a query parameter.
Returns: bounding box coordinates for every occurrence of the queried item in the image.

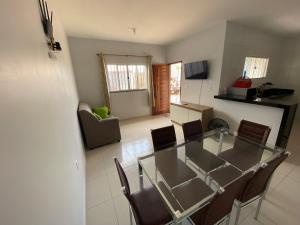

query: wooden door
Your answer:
[152,64,170,115]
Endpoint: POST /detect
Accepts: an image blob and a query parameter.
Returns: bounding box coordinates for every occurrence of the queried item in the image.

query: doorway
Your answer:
[152,64,170,115]
[170,62,182,103]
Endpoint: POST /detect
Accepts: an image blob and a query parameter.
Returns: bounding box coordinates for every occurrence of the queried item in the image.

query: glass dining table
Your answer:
[138,128,284,224]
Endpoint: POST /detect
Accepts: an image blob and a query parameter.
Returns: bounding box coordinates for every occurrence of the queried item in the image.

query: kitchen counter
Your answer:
[214,94,297,109]
[214,94,298,148]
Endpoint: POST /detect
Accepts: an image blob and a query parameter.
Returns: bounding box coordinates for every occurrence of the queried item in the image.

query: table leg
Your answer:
[254,197,263,220]
[225,216,230,225]
[218,132,224,154]
[138,163,144,190]
[129,205,133,225]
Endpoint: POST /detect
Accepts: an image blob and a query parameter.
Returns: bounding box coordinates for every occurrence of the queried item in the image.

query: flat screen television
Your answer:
[184,60,208,79]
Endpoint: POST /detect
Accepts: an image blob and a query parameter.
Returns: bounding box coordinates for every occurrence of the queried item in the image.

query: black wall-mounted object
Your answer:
[38,0,62,52]
[184,60,208,79]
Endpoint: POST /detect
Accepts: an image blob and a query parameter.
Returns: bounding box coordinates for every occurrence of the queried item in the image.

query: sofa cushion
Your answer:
[93,106,109,119]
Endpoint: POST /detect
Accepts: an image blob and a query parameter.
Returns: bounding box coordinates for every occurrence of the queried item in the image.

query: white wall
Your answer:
[213,22,285,143]
[0,1,85,225]
[280,36,300,118]
[68,37,166,119]
[166,22,288,144]
[220,22,283,92]
[166,22,227,107]
[110,90,151,119]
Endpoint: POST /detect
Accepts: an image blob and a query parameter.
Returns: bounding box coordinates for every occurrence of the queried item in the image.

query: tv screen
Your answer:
[184,61,208,79]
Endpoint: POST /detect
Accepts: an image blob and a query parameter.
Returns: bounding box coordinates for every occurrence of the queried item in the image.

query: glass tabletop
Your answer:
[138,128,284,222]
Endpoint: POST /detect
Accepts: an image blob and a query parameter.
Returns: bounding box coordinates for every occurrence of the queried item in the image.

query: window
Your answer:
[243,57,269,79]
[106,64,147,92]
[170,62,182,103]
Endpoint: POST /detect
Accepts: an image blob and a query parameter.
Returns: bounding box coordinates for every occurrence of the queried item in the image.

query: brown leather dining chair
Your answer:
[114,158,173,225]
[182,120,203,142]
[237,119,271,145]
[151,125,177,152]
[151,125,198,189]
[212,120,271,182]
[183,120,226,179]
[233,151,290,225]
[189,170,254,225]
[205,119,275,223]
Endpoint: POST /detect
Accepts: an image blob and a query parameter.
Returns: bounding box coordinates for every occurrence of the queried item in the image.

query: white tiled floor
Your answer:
[86,115,300,225]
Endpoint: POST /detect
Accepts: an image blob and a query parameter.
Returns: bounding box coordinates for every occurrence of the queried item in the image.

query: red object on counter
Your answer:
[232,77,252,88]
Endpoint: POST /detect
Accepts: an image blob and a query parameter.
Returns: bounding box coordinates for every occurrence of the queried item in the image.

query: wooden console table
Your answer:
[170,101,213,131]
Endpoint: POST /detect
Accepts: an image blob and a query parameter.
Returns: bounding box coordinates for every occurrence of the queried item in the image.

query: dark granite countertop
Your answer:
[214,94,297,109]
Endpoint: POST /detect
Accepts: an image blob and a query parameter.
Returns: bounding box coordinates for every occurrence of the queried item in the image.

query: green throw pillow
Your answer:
[93,112,102,120]
[93,106,109,119]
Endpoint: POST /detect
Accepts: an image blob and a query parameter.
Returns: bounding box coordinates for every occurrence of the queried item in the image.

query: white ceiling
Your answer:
[51,0,300,45]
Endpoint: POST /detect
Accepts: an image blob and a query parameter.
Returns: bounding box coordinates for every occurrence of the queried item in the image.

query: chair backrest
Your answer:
[114,158,130,198]
[238,120,271,145]
[114,158,144,225]
[182,120,203,142]
[151,125,177,152]
[239,151,289,203]
[202,171,254,225]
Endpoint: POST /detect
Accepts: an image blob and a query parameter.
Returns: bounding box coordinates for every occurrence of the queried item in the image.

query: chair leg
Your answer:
[204,173,208,183]
[129,205,133,225]
[254,197,263,220]
[234,201,242,225]
[217,132,224,154]
[138,163,144,190]
[208,176,212,186]
[225,215,230,225]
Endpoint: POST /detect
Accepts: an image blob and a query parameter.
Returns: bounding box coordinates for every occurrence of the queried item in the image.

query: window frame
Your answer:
[243,57,269,79]
[109,89,148,94]
[106,64,148,93]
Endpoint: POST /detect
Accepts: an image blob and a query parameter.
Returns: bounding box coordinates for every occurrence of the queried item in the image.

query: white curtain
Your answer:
[98,53,111,112]
[147,55,155,108]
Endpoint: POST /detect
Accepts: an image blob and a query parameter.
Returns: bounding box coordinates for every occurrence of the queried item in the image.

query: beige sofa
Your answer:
[78,102,121,149]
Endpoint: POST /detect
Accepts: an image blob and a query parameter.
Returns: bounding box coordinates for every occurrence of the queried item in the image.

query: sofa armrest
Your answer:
[97,117,121,132]
[78,111,121,149]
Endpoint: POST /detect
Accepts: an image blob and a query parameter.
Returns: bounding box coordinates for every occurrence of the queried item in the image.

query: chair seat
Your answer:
[155,149,197,188]
[131,186,173,225]
[218,146,263,172]
[209,165,242,187]
[186,142,226,173]
[172,178,214,210]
